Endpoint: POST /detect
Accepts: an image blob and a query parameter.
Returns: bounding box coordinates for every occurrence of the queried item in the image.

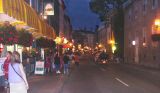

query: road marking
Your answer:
[100,68,106,71]
[115,78,129,87]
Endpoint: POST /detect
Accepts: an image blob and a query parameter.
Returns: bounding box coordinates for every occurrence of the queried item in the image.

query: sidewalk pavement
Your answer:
[27,63,75,93]
[27,73,68,93]
[120,63,160,78]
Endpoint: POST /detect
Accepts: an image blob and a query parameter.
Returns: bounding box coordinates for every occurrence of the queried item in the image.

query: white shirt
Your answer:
[8,63,25,83]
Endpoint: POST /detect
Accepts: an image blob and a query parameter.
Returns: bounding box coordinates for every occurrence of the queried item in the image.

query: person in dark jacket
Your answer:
[54,53,61,74]
[63,53,70,74]
[99,51,108,61]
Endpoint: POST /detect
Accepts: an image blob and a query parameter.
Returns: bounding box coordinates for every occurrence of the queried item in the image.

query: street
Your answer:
[28,55,160,93]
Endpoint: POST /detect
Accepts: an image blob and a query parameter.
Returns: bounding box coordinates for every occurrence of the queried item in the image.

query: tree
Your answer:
[90,0,127,58]
[89,0,126,21]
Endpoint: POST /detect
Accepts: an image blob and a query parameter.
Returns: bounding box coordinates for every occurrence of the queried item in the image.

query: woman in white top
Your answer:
[8,51,29,93]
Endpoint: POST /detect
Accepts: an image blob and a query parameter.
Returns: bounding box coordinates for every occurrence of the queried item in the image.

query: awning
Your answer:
[0,0,56,39]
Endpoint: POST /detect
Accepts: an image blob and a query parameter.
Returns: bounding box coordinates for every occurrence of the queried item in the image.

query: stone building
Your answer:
[124,0,160,68]
[97,23,115,53]
[72,30,95,48]
[64,14,72,41]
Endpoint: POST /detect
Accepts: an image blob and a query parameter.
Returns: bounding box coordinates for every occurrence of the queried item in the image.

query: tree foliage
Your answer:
[90,0,127,57]
[89,0,126,21]
[18,29,33,47]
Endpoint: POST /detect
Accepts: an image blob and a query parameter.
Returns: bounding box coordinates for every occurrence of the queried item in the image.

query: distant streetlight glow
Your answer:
[43,15,47,19]
[98,44,102,48]
[143,42,146,46]
[112,45,116,53]
[63,38,68,44]
[54,37,62,44]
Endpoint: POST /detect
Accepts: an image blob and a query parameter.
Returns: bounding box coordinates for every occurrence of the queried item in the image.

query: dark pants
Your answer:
[0,76,5,86]
[75,62,79,66]
[0,76,5,93]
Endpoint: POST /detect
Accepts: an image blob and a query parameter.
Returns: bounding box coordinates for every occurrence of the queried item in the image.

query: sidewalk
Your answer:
[27,63,74,93]
[120,63,160,78]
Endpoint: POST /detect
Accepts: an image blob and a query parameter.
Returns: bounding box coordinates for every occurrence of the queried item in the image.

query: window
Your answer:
[143,0,147,13]
[128,10,132,20]
[152,0,158,9]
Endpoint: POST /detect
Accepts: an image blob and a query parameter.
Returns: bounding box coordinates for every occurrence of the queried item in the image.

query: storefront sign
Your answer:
[44,3,54,15]
[34,61,44,75]
[0,57,6,76]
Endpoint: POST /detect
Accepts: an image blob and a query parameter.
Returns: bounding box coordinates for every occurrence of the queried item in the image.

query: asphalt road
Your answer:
[28,55,160,93]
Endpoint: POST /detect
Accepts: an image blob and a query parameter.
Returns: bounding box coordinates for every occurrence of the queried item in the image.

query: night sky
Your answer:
[64,0,100,31]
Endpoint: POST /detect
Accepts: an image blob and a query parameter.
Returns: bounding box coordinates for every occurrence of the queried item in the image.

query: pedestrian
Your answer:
[50,53,55,72]
[74,54,80,67]
[9,51,29,93]
[1,51,12,92]
[54,53,61,74]
[45,55,51,74]
[3,51,12,80]
[63,53,70,74]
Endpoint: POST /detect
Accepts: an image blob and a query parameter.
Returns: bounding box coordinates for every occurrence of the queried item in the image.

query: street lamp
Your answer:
[63,38,68,44]
[54,37,63,44]
[151,18,160,41]
[132,40,136,46]
[154,19,160,26]
[43,15,47,19]
[109,40,115,45]
[98,44,102,48]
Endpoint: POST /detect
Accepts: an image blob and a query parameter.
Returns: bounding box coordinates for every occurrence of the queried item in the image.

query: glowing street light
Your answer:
[154,19,160,26]
[43,15,47,19]
[63,38,68,44]
[98,44,102,48]
[109,40,115,45]
[69,43,73,47]
[112,45,117,53]
[132,40,136,46]
[54,37,62,44]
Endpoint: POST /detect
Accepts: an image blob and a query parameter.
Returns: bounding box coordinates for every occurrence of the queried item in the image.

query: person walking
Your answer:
[3,51,12,80]
[74,53,80,67]
[1,51,12,92]
[45,55,51,74]
[54,53,61,74]
[8,51,29,93]
[63,53,70,74]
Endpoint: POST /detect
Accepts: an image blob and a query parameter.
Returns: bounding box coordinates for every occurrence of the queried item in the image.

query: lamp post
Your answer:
[109,40,116,54]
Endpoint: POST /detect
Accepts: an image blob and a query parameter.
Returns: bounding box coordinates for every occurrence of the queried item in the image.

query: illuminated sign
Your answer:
[44,3,54,15]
